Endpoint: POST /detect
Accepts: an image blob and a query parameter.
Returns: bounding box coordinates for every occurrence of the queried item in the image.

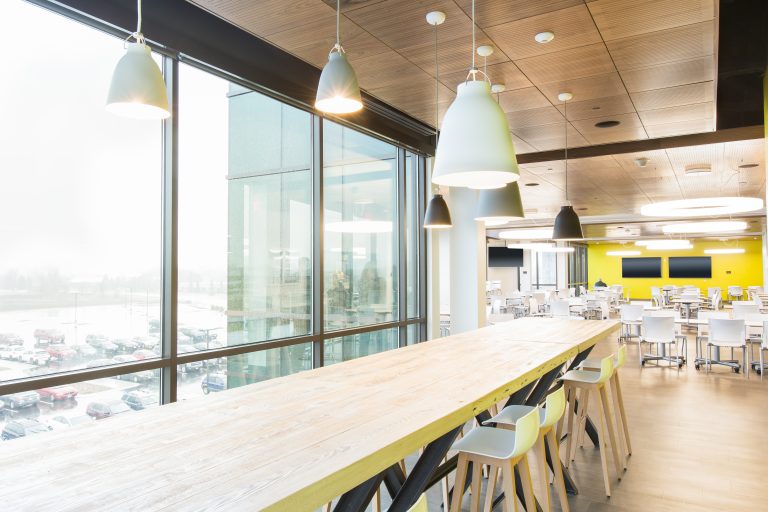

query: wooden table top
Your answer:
[0,318,617,512]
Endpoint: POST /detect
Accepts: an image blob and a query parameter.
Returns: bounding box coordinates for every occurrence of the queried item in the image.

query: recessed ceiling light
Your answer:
[641,197,764,217]
[524,182,540,186]
[636,239,693,249]
[705,248,745,254]
[477,45,494,57]
[535,31,555,44]
[557,92,573,102]
[738,163,759,169]
[595,120,620,128]
[498,228,553,240]
[491,84,506,94]
[684,164,711,176]
[662,221,747,234]
[634,157,649,167]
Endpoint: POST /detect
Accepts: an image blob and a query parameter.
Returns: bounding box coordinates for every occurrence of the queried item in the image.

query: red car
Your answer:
[37,385,78,401]
[34,329,65,344]
[86,400,131,420]
[46,344,77,360]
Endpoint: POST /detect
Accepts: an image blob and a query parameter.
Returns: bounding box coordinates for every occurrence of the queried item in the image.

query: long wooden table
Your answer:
[0,318,618,511]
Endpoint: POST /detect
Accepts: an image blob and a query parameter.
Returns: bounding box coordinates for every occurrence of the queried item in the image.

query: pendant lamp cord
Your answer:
[471,0,476,71]
[434,19,439,144]
[564,98,568,203]
[336,0,341,46]
[136,0,142,35]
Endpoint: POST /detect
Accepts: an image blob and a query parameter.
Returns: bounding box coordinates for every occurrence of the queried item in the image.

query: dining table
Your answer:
[0,318,619,512]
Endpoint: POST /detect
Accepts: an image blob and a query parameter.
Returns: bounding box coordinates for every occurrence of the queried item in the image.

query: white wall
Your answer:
[487,266,519,295]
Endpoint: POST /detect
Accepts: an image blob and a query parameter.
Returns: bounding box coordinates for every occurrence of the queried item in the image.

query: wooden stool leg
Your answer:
[546,430,570,512]
[441,456,451,510]
[518,455,537,512]
[577,389,591,449]
[373,489,381,512]
[612,374,631,462]
[501,462,518,512]
[565,385,576,467]
[470,458,482,512]
[536,433,552,512]
[483,465,499,512]
[595,387,612,497]
[322,503,332,512]
[599,385,623,479]
[451,454,469,512]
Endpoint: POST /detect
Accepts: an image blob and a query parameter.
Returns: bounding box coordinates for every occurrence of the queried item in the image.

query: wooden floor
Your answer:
[369,326,768,512]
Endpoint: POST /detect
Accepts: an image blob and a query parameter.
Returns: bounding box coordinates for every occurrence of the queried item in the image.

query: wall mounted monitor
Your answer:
[621,257,662,278]
[488,247,524,267]
[669,256,712,278]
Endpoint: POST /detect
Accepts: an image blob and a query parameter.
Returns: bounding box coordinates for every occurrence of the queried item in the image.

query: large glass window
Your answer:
[0,0,426,432]
[323,122,399,332]
[0,0,161,384]
[534,252,558,290]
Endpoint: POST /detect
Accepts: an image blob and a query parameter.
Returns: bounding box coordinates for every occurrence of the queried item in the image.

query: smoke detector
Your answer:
[684,164,712,176]
[634,157,649,167]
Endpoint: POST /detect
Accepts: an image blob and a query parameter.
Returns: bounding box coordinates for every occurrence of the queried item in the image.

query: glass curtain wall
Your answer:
[0,0,426,439]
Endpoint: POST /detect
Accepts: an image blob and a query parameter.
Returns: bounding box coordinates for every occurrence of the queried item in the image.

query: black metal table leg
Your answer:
[333,472,386,512]
[387,425,464,511]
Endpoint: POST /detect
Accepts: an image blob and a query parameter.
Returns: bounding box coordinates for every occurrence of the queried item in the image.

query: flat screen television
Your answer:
[669,256,711,278]
[488,247,524,267]
[621,257,662,278]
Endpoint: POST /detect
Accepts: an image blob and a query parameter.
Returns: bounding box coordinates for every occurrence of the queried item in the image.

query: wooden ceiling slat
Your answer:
[497,87,551,112]
[505,106,565,130]
[537,72,628,104]
[454,0,586,28]
[516,43,616,84]
[440,61,531,92]
[485,4,602,61]
[621,56,714,93]
[587,0,715,41]
[638,101,714,126]
[555,94,636,121]
[630,81,714,111]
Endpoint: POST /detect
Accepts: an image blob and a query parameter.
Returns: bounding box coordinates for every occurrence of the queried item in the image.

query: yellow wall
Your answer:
[587,240,764,299]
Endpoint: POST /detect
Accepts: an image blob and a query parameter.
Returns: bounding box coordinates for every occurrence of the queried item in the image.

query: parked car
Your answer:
[180,328,217,343]
[132,349,157,361]
[46,344,77,360]
[19,349,50,365]
[74,344,97,358]
[85,334,109,347]
[0,333,24,346]
[37,385,78,402]
[193,340,224,352]
[178,345,203,374]
[132,336,159,349]
[86,400,131,420]
[85,358,114,369]
[33,329,65,345]
[1,419,50,440]
[1,391,41,409]
[112,354,138,364]
[121,370,155,383]
[1,346,26,361]
[121,390,158,410]
[46,415,94,429]
[201,373,227,394]
[112,338,140,352]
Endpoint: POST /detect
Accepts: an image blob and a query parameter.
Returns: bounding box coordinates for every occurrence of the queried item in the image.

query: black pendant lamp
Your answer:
[552,92,583,240]
[424,193,452,229]
[424,11,452,230]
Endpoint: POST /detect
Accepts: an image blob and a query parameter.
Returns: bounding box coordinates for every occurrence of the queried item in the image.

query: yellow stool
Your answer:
[487,387,569,512]
[450,408,540,512]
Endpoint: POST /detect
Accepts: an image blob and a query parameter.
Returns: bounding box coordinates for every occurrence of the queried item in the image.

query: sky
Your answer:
[0,0,229,280]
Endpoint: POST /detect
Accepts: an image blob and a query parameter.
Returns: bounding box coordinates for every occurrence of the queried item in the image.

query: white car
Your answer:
[2,346,27,361]
[19,349,51,365]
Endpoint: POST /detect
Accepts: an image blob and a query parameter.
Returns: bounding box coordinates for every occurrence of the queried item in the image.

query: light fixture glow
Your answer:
[704,248,746,254]
[636,240,693,250]
[325,221,392,233]
[507,243,554,250]
[535,31,555,43]
[641,197,764,217]
[606,250,641,256]
[106,1,170,120]
[315,0,362,114]
[498,228,553,240]
[684,164,711,176]
[536,246,575,253]
[431,0,520,190]
[662,221,748,234]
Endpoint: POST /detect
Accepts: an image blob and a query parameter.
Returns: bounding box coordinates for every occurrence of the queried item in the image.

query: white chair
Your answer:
[743,313,768,373]
[619,304,644,343]
[706,319,748,377]
[757,320,768,380]
[550,299,572,318]
[528,297,547,317]
[733,302,760,320]
[640,315,685,369]
[728,286,744,302]
[695,311,729,365]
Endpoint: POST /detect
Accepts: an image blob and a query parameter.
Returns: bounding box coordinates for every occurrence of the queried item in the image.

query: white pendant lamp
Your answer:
[106,0,170,120]
[315,0,363,114]
[552,93,584,240]
[431,0,519,190]
[424,11,452,230]
[662,220,747,234]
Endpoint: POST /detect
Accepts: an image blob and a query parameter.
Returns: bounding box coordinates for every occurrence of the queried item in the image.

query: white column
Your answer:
[448,187,486,334]
[427,227,441,340]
